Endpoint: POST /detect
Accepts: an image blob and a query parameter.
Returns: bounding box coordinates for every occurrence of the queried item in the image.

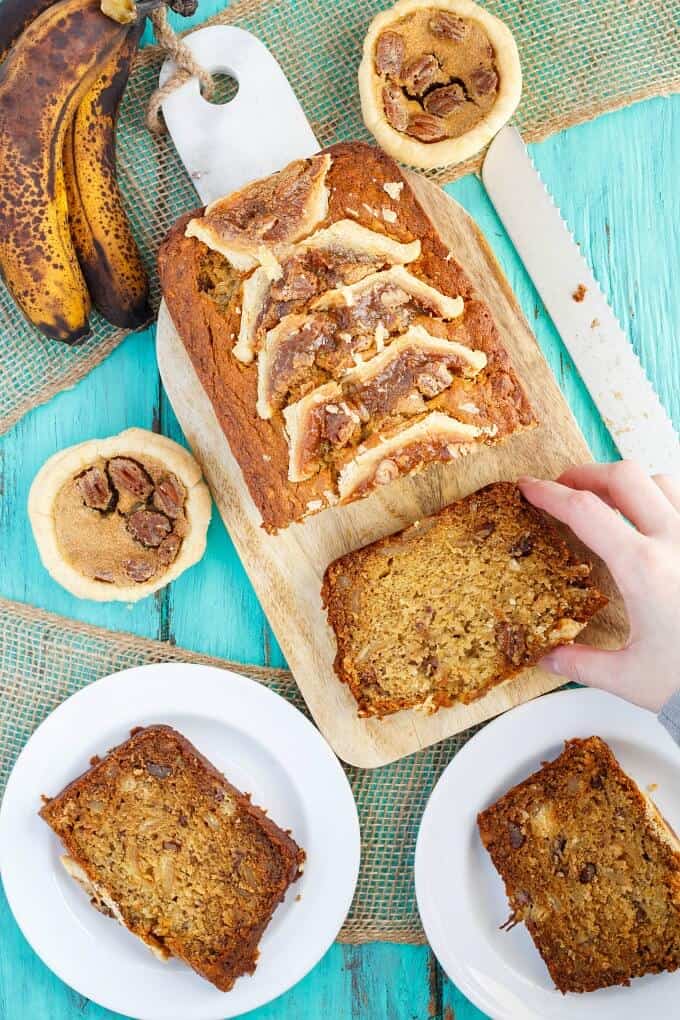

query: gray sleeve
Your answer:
[658,690,680,746]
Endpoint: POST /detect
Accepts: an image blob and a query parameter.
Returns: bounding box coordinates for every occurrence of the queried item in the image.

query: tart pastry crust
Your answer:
[359,0,522,169]
[28,428,211,602]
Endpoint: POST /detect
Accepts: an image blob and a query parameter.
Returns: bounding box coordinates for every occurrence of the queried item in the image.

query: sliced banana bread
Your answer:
[39,725,304,991]
[321,482,607,717]
[478,736,680,993]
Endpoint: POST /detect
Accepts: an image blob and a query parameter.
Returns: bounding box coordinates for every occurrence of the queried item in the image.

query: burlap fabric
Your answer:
[1,0,678,435]
[0,595,488,943]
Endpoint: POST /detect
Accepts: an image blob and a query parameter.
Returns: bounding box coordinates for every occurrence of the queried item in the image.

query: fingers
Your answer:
[540,644,623,697]
[653,473,680,513]
[555,461,676,536]
[518,476,641,574]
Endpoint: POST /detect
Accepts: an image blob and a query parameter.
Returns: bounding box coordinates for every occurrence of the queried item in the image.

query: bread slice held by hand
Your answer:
[478,736,680,993]
[40,725,304,991]
[322,482,607,717]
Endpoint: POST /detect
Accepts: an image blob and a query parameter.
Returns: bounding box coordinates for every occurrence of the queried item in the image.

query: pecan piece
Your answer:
[508,822,525,849]
[146,762,172,779]
[324,406,357,447]
[382,83,408,132]
[123,558,155,583]
[422,653,439,677]
[509,533,534,558]
[416,362,453,398]
[429,11,466,40]
[579,862,597,883]
[495,621,527,666]
[157,532,181,567]
[127,509,172,548]
[108,457,153,500]
[402,53,439,95]
[270,266,318,303]
[76,466,114,511]
[474,521,496,541]
[470,65,498,96]
[406,112,447,142]
[152,474,185,519]
[162,839,182,851]
[424,83,466,117]
[375,30,405,76]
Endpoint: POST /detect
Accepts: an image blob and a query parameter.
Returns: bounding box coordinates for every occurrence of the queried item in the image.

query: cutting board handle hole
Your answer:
[202,71,239,105]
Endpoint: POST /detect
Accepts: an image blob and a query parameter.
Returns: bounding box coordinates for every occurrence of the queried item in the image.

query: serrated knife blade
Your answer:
[482,125,680,475]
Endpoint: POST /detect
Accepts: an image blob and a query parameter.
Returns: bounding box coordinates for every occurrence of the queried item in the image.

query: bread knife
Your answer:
[482,125,680,476]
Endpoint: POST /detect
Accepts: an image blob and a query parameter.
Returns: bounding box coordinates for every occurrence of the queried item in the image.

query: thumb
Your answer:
[539,643,622,695]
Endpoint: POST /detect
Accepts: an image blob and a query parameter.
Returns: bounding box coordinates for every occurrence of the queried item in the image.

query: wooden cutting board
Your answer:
[157,170,628,768]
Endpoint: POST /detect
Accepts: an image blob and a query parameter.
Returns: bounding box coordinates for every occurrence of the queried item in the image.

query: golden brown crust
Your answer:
[40,725,304,992]
[477,737,680,993]
[321,483,607,717]
[158,142,535,532]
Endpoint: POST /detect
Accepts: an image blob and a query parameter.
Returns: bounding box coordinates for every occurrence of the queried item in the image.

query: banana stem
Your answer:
[136,0,166,16]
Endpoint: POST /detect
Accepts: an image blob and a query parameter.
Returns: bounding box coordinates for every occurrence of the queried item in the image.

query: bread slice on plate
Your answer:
[478,736,680,993]
[322,482,607,717]
[158,141,536,532]
[39,725,305,991]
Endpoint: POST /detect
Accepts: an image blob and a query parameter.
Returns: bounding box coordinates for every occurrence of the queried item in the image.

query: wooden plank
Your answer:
[248,945,436,1020]
[157,174,627,769]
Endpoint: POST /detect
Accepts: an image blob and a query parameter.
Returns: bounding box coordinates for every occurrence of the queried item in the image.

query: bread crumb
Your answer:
[572,284,587,302]
[383,181,404,200]
[647,783,659,793]
[591,318,600,328]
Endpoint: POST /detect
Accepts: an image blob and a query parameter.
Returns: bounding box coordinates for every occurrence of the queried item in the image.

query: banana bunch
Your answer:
[0,0,160,343]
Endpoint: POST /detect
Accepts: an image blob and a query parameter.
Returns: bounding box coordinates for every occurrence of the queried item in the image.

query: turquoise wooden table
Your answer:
[1,3,679,1012]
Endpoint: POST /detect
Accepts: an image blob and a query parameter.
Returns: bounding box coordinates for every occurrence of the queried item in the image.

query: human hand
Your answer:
[518,462,680,712]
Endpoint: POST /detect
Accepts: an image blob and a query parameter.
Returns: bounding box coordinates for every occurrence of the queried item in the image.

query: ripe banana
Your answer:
[63,20,151,330]
[0,0,129,342]
[0,0,57,62]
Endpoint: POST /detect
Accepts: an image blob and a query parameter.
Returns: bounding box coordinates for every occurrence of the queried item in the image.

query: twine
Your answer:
[146,6,215,133]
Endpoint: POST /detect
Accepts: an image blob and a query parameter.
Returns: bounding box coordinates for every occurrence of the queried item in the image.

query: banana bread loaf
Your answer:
[159,141,536,532]
[478,736,680,993]
[39,725,304,991]
[322,482,607,716]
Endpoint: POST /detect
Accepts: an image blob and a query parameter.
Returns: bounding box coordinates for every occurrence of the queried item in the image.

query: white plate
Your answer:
[415,688,680,1019]
[0,662,360,1020]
